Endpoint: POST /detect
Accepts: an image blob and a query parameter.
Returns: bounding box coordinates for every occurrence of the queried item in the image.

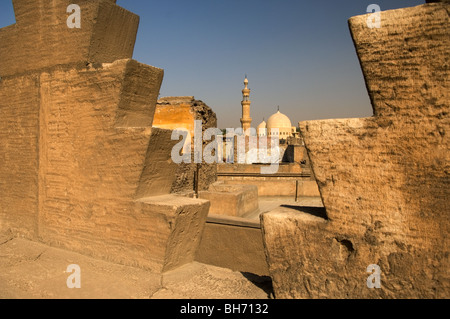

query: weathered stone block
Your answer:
[135,195,210,272]
[262,3,449,299]
[0,0,212,274]
[199,183,258,217]
[196,222,269,276]
[0,0,139,77]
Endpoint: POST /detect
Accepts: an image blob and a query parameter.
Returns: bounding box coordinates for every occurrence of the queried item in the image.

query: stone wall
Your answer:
[219,177,320,197]
[218,163,306,174]
[217,163,320,197]
[261,3,449,298]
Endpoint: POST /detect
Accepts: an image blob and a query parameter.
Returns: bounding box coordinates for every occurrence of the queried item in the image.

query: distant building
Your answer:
[239,76,296,139]
[257,119,267,137]
[257,109,296,138]
[240,76,252,135]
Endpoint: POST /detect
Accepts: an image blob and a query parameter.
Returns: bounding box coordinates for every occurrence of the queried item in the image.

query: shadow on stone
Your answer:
[280,205,328,220]
[241,272,274,298]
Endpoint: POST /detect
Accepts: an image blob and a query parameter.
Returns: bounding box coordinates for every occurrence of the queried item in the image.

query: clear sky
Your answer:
[0,0,425,128]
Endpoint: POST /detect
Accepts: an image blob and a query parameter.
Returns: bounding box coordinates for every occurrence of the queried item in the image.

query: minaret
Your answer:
[240,75,252,134]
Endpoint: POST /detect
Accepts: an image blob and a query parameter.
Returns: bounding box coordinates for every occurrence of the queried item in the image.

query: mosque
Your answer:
[240,76,297,138]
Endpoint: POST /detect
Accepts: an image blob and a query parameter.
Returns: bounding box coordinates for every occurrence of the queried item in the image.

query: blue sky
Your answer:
[0,0,425,128]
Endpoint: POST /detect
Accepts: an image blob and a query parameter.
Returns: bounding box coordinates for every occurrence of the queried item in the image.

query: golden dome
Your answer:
[266,111,292,130]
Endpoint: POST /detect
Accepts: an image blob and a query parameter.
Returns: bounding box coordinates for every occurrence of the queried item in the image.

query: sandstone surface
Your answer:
[0,0,210,274]
[262,3,449,299]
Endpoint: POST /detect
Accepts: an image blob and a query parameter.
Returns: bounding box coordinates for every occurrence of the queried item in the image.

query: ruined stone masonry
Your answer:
[2,0,449,300]
[153,96,218,193]
[261,2,449,298]
[0,0,209,273]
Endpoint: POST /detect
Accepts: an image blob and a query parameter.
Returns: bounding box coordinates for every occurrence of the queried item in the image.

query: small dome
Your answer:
[257,120,266,130]
[267,111,292,130]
